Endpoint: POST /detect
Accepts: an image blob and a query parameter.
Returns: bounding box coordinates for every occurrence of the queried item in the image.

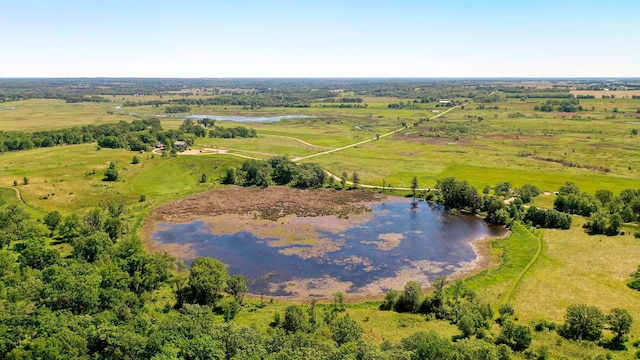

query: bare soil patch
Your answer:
[148,186,388,223]
[144,187,389,261]
[391,134,472,146]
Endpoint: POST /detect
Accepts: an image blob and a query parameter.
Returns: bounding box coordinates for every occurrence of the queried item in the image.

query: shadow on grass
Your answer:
[601,340,627,351]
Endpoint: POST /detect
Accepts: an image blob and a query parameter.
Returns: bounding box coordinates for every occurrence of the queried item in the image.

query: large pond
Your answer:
[166,114,317,123]
[150,199,506,298]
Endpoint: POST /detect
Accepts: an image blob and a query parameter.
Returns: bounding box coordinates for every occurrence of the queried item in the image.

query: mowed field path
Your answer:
[292,104,461,162]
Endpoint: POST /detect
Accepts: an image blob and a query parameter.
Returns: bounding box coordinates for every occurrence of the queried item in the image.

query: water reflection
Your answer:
[151,199,505,297]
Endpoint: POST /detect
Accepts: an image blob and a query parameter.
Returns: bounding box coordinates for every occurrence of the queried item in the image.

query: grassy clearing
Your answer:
[0,99,125,131]
[0,187,45,217]
[193,135,320,158]
[130,155,241,196]
[0,144,242,214]
[531,193,557,209]
[464,224,540,305]
[0,144,140,213]
[511,218,640,329]
[231,299,459,344]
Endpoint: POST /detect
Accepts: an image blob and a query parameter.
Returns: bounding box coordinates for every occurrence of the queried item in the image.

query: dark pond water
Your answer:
[151,199,506,297]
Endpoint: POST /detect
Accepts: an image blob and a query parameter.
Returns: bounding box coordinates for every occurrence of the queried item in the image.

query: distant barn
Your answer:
[438,100,454,107]
[174,141,188,150]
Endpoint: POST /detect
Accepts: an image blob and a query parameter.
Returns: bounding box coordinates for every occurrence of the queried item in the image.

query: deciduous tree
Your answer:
[188,257,229,306]
[607,308,633,343]
[562,303,605,341]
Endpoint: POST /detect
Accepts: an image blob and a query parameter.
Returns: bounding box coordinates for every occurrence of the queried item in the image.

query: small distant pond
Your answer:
[167,114,317,123]
[150,199,506,298]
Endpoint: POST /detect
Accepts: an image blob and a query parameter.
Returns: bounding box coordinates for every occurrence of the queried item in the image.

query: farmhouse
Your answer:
[174,141,188,150]
[438,100,454,107]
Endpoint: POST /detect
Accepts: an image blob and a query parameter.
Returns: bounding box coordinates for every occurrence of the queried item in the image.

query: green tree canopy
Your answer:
[188,257,229,306]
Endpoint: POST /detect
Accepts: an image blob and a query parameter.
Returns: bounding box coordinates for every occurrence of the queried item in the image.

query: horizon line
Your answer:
[1,76,639,81]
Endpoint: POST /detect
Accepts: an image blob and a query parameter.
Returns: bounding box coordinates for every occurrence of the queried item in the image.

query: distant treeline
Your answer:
[0,93,112,103]
[321,97,364,103]
[122,94,322,108]
[506,94,573,99]
[2,78,640,105]
[0,116,259,154]
[164,105,191,113]
[534,98,583,112]
[178,118,257,139]
[0,119,193,153]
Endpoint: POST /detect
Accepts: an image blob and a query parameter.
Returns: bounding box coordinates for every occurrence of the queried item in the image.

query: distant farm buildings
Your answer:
[174,141,188,150]
[438,100,454,107]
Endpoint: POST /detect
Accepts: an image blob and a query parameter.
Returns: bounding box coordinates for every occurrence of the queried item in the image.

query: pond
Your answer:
[168,114,317,123]
[150,198,506,298]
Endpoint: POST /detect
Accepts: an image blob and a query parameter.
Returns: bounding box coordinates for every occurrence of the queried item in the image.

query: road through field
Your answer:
[261,134,329,149]
[322,170,434,192]
[178,104,464,191]
[292,105,461,162]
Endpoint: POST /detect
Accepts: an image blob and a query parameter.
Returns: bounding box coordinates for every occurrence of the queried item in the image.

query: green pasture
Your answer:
[0,144,242,214]
[249,118,395,148]
[193,135,322,159]
[130,154,241,196]
[464,224,540,304]
[305,135,639,194]
[0,99,126,131]
[511,219,640,328]
[0,187,45,217]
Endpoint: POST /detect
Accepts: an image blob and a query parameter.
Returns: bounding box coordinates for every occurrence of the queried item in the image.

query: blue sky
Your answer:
[1,0,638,77]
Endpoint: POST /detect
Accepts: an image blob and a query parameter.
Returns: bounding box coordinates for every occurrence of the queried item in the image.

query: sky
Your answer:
[1,0,638,78]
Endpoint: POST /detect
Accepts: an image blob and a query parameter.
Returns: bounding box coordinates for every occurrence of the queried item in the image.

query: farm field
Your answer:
[2,78,640,358]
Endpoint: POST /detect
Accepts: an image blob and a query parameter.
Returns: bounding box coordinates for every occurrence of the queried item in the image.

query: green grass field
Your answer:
[0,144,243,214]
[464,224,540,304]
[0,99,126,131]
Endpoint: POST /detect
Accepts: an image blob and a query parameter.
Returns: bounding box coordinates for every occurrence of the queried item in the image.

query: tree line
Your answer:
[553,182,640,236]
[434,178,572,229]
[1,119,158,152]
[381,278,633,355]
[534,98,584,112]
[0,118,202,154]
[222,157,326,190]
[122,93,325,109]
[178,118,257,139]
[432,177,640,235]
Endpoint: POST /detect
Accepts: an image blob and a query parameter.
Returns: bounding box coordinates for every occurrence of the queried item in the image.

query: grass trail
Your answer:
[293,104,462,162]
[464,223,540,305]
[0,187,46,217]
[500,228,543,305]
